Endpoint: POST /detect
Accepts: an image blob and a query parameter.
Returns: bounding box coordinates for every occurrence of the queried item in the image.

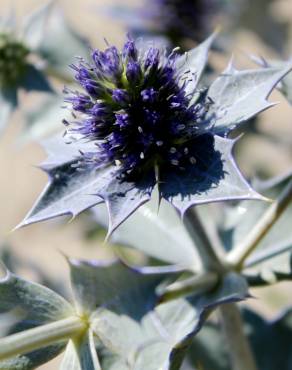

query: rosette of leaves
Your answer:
[0,1,89,136]
[0,258,248,369]
[18,33,292,238]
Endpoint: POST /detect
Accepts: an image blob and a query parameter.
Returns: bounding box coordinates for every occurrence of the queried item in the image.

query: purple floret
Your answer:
[64,36,212,178]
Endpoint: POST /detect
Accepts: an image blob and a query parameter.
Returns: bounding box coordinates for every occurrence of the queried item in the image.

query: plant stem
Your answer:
[0,316,86,361]
[184,208,222,271]
[226,179,292,270]
[220,303,258,370]
[160,271,218,303]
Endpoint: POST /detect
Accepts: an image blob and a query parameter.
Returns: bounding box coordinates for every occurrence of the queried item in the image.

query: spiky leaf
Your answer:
[70,259,247,369]
[92,195,201,271]
[176,32,216,95]
[208,62,292,134]
[218,171,292,283]
[18,136,155,229]
[0,264,72,369]
[161,136,263,216]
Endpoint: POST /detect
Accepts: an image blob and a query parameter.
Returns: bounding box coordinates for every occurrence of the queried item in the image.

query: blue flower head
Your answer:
[146,0,219,43]
[19,34,292,236]
[64,36,215,180]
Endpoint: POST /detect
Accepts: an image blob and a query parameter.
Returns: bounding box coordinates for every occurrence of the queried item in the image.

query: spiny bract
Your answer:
[19,34,292,235]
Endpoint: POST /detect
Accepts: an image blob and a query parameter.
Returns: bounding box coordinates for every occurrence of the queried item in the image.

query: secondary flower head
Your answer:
[19,34,292,236]
[146,0,219,43]
[64,36,214,180]
[0,33,29,87]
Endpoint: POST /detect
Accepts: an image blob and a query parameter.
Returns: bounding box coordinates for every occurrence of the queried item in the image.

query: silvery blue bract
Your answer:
[19,34,292,235]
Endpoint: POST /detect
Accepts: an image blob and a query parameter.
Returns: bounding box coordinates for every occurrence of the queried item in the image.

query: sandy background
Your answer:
[0,0,292,368]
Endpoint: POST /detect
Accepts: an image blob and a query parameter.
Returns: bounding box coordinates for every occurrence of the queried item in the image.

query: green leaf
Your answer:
[160,136,264,217]
[93,194,201,271]
[0,264,72,369]
[0,88,17,135]
[208,62,292,134]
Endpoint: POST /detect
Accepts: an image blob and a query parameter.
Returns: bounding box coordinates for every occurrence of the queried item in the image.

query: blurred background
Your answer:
[1,0,292,368]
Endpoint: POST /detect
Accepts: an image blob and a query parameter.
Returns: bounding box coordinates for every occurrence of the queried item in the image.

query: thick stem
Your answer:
[184,208,222,271]
[0,316,86,361]
[220,303,258,370]
[226,179,292,270]
[160,271,218,303]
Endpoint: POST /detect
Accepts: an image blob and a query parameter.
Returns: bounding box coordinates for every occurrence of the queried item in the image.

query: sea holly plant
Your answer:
[0,1,89,137]
[0,258,248,369]
[5,32,292,369]
[18,33,292,235]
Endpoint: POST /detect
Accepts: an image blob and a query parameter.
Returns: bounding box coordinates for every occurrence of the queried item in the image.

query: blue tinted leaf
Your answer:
[18,137,155,231]
[176,32,216,96]
[69,259,164,315]
[208,62,292,134]
[17,138,105,227]
[20,64,53,93]
[219,171,292,281]
[22,1,54,51]
[0,265,72,369]
[88,271,248,370]
[92,195,201,271]
[161,135,264,217]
